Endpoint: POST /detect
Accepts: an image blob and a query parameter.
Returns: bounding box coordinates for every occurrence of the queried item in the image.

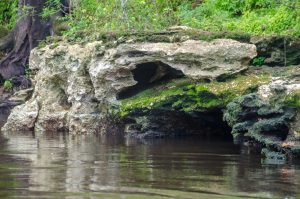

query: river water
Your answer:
[0,132,299,199]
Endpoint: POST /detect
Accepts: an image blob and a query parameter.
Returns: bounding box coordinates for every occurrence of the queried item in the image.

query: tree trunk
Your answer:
[120,0,129,29]
[0,0,50,79]
[0,32,13,52]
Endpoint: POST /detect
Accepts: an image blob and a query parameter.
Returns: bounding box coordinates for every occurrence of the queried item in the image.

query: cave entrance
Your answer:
[124,108,233,141]
[118,61,184,99]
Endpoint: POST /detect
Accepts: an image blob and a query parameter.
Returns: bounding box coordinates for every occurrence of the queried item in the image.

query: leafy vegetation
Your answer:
[41,0,186,40]
[3,80,13,91]
[179,0,300,36]
[38,0,300,41]
[0,0,299,41]
[0,0,17,30]
[252,56,266,66]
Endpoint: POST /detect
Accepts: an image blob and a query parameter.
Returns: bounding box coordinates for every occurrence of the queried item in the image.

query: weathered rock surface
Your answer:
[2,38,256,134]
[251,37,300,66]
[224,75,300,156]
[0,88,33,127]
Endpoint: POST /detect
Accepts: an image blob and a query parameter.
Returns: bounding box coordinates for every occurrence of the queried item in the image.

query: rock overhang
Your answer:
[2,38,257,134]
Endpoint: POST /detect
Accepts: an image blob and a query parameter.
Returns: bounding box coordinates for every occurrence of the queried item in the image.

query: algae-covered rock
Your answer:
[119,74,270,138]
[224,77,300,156]
[2,37,256,134]
[120,74,270,117]
[224,93,295,141]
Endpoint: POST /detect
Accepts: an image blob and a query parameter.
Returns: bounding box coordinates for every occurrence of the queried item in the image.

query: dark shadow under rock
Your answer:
[124,108,232,140]
[252,36,300,66]
[117,61,184,100]
[224,93,297,153]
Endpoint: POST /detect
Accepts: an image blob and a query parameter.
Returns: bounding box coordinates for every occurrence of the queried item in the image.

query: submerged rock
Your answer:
[261,148,287,165]
[2,38,256,134]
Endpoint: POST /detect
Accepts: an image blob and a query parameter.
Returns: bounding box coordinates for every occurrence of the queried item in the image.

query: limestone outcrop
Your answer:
[0,88,33,127]
[251,37,300,66]
[2,38,256,134]
[224,72,300,156]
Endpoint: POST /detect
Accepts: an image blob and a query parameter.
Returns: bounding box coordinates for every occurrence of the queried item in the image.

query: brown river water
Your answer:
[0,131,299,199]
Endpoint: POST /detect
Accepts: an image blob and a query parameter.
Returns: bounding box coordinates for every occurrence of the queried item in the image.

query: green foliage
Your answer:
[179,0,300,36]
[3,80,13,91]
[25,66,32,80]
[61,0,189,40]
[40,0,299,39]
[0,0,17,30]
[41,0,62,18]
[1,0,299,38]
[252,56,266,66]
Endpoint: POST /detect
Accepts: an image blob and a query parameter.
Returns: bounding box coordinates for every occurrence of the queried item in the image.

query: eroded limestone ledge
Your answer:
[2,39,256,134]
[224,76,300,156]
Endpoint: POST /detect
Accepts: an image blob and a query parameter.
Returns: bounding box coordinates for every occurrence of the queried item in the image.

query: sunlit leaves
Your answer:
[0,0,17,29]
[179,0,299,36]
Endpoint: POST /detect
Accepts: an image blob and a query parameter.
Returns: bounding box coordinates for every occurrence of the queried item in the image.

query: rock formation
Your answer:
[224,74,300,156]
[2,38,256,134]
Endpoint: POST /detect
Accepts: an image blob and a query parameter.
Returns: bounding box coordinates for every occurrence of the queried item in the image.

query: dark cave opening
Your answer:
[117,61,184,100]
[188,109,233,140]
[124,108,233,141]
[118,62,234,141]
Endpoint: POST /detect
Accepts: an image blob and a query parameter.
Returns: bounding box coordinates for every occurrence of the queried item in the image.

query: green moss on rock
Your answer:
[224,91,298,156]
[119,74,270,117]
[284,90,300,109]
[43,28,254,47]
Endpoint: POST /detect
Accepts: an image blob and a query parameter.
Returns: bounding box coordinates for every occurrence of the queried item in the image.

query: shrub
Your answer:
[178,0,299,37]
[40,0,300,39]
[252,56,266,66]
[3,80,13,91]
[0,0,17,30]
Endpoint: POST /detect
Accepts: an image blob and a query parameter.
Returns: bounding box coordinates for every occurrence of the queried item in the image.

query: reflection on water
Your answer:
[0,132,299,199]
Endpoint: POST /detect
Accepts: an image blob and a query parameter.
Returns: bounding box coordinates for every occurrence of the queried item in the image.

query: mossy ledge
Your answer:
[222,68,300,159]
[118,74,271,118]
[40,28,253,47]
[116,73,272,141]
[284,90,300,109]
[117,66,300,159]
